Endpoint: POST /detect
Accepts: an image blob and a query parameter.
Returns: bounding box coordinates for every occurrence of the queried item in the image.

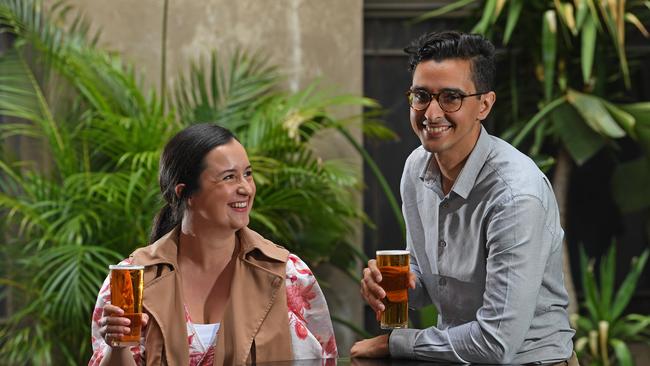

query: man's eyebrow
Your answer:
[411,86,466,94]
[439,87,465,94]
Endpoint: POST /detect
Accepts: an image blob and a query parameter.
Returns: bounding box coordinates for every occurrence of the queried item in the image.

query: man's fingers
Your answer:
[368,259,382,282]
[360,279,385,313]
[409,272,417,289]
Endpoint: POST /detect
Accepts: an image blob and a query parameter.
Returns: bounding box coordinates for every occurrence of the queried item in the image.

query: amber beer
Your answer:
[109,264,144,346]
[376,250,410,329]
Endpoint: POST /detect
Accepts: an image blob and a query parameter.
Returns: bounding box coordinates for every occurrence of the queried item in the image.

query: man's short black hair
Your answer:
[404,31,495,92]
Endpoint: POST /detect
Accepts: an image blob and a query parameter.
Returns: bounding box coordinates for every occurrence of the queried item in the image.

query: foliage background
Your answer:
[0,0,390,363]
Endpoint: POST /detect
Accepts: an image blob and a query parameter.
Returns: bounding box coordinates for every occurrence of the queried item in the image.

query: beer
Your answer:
[376,250,409,329]
[109,264,144,346]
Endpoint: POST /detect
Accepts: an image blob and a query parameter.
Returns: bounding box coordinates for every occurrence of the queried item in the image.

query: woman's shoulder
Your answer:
[239,227,290,263]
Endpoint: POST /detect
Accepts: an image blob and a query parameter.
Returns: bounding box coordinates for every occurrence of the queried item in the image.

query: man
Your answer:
[351,31,575,364]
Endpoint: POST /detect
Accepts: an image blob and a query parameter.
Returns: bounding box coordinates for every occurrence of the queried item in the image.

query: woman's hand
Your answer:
[98,304,149,347]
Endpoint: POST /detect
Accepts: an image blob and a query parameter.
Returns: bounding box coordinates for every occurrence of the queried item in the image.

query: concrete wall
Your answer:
[60,0,364,354]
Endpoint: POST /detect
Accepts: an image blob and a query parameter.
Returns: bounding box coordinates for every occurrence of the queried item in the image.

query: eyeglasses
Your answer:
[406,89,488,113]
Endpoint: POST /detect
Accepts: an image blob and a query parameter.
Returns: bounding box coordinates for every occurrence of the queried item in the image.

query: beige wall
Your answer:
[61,0,364,354]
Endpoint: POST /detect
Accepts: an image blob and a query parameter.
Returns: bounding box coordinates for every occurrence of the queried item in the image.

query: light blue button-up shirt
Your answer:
[389,126,575,364]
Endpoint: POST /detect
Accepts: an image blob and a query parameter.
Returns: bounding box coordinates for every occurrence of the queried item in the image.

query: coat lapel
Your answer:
[213,228,292,364]
[132,229,189,366]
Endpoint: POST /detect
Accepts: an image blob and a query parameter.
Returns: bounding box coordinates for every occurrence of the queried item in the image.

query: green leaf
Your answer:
[410,0,478,24]
[511,96,565,147]
[566,89,626,138]
[419,304,439,328]
[552,102,606,165]
[472,0,498,34]
[503,0,524,44]
[625,12,650,38]
[542,10,557,101]
[611,249,650,320]
[579,245,602,321]
[602,101,636,139]
[599,243,616,322]
[575,0,589,31]
[610,339,633,366]
[620,102,650,153]
[611,314,650,338]
[581,15,596,85]
[612,157,650,213]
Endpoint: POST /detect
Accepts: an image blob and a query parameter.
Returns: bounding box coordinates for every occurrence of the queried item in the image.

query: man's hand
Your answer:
[360,259,417,320]
[350,334,390,358]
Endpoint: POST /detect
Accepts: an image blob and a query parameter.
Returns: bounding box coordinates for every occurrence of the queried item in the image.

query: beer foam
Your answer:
[109,264,145,270]
[376,250,410,256]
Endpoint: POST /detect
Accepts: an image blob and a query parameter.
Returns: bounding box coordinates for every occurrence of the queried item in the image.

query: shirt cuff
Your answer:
[388,328,420,359]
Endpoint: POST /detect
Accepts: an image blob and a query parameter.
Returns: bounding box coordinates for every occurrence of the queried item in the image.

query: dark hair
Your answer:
[404,30,495,92]
[149,123,237,243]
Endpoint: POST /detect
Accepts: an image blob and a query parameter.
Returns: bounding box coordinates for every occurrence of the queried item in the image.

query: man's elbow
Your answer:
[481,345,515,364]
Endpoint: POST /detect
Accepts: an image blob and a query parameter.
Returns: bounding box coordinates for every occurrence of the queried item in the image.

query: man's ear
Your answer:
[478,91,496,121]
[174,184,185,198]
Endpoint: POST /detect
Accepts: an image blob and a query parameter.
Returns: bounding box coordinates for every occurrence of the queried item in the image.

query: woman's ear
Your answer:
[174,184,185,198]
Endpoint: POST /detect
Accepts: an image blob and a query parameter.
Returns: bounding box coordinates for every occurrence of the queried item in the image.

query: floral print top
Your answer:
[89,254,337,365]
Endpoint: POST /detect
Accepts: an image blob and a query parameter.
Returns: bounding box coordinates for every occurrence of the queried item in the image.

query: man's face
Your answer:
[409,58,495,158]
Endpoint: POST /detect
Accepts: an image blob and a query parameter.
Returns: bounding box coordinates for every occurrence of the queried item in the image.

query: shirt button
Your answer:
[441,202,449,209]
[438,278,447,286]
[439,240,446,247]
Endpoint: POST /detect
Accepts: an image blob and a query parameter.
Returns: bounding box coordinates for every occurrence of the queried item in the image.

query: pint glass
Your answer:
[109,264,144,346]
[376,250,410,329]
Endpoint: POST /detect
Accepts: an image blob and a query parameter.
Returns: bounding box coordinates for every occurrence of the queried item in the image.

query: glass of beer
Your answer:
[376,250,409,329]
[109,264,144,347]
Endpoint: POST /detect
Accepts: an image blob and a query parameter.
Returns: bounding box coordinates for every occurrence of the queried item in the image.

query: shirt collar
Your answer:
[418,124,493,199]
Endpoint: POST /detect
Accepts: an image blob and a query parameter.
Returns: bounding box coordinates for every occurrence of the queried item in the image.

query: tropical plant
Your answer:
[415,0,650,314]
[0,0,394,363]
[572,243,650,366]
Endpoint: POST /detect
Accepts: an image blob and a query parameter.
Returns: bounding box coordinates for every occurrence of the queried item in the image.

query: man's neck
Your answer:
[433,126,481,195]
[434,154,466,196]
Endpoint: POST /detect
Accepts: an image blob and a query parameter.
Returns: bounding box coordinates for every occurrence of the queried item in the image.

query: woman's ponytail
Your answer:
[149,203,179,243]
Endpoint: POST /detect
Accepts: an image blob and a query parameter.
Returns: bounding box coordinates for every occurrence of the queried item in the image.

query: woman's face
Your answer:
[186,139,256,233]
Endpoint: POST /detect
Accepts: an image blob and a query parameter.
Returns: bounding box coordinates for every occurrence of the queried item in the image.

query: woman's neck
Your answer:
[178,218,238,270]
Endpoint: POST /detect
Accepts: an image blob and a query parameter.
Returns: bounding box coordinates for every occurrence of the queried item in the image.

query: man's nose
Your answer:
[424,98,444,121]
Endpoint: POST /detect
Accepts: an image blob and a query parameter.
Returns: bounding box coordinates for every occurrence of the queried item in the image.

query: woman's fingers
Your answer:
[102,303,124,316]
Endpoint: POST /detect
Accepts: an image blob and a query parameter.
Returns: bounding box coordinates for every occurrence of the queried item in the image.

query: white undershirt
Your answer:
[193,323,220,348]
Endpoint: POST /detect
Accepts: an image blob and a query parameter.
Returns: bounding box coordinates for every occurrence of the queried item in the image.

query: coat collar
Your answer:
[132,226,289,268]
[131,226,292,365]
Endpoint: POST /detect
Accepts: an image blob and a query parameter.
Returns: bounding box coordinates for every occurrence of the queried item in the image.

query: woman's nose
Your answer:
[237,179,253,195]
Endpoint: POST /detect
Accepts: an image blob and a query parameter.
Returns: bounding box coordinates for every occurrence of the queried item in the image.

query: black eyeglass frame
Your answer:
[405,89,490,113]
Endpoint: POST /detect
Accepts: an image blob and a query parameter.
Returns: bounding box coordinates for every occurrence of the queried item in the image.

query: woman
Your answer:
[89,124,337,365]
